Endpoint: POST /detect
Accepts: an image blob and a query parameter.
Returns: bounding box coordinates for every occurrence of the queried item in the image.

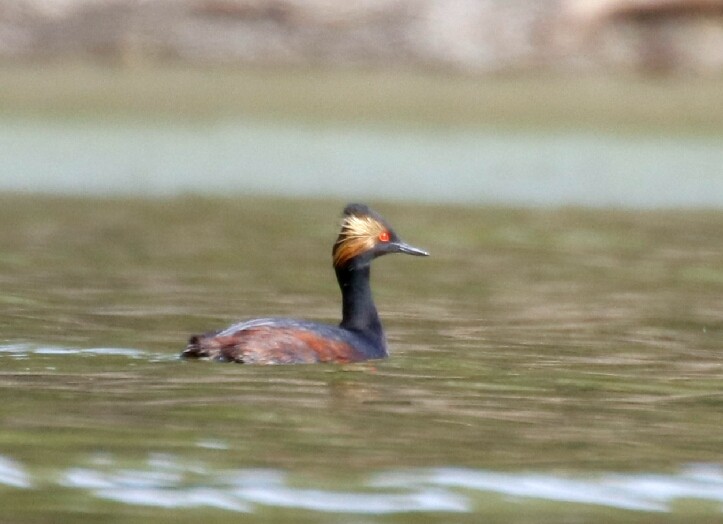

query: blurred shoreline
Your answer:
[2,0,722,75]
[2,2,721,207]
[2,63,722,135]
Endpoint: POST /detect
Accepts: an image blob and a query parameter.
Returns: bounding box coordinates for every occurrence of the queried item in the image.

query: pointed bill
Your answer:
[395,241,429,257]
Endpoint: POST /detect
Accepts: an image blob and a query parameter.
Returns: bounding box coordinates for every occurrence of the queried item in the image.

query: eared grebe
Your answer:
[181,203,429,364]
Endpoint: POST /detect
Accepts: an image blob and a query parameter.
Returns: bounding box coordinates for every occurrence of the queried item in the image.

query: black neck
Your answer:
[336,263,384,344]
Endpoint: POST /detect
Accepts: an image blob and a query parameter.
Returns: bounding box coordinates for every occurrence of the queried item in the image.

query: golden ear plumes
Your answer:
[333,215,387,267]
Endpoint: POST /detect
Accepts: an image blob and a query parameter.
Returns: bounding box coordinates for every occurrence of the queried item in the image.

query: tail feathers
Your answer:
[181,333,240,362]
[181,334,206,359]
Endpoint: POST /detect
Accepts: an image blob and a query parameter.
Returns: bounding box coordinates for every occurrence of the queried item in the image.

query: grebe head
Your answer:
[332,203,429,269]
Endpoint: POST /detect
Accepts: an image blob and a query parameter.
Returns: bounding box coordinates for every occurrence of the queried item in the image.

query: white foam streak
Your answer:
[96,487,251,512]
[0,344,166,360]
[4,453,723,515]
[373,465,723,512]
[235,486,468,514]
[0,456,32,488]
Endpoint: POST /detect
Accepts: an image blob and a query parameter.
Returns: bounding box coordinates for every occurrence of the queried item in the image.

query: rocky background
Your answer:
[1,0,722,74]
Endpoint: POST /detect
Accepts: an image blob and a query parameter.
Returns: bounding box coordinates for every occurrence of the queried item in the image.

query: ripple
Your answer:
[0,456,32,489]
[96,486,250,512]
[3,453,723,514]
[0,344,170,361]
[57,463,467,514]
[234,485,468,514]
[373,465,723,512]
[196,439,230,450]
[60,467,249,511]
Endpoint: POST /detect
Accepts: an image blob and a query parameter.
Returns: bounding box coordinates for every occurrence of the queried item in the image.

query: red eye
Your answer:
[378,231,390,242]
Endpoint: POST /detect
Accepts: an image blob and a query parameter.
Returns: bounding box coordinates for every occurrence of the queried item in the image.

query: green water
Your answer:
[1,196,722,522]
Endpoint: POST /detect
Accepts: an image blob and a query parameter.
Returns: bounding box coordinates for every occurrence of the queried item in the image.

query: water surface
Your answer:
[1,197,721,522]
[1,118,722,207]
